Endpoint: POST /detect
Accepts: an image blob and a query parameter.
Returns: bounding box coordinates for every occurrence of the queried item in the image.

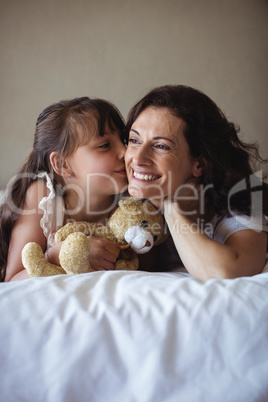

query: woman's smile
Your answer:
[132,169,160,181]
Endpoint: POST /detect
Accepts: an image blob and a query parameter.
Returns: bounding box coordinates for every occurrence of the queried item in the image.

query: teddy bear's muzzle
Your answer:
[124,226,154,254]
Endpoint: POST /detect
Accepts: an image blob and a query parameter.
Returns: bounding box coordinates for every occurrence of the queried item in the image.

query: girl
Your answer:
[125,85,268,280]
[0,97,128,281]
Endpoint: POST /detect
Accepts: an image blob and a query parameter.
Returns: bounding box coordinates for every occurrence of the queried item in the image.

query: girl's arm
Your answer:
[164,200,267,280]
[5,181,48,282]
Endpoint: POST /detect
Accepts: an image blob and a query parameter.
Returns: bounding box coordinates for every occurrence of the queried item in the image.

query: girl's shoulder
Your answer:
[24,176,65,238]
[24,180,49,210]
[24,173,57,210]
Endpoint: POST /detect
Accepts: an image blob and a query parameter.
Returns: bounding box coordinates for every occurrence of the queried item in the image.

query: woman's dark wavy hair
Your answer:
[0,96,125,281]
[126,85,268,218]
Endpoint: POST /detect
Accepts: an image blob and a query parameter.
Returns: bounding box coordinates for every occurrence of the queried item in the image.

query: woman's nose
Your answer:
[132,144,152,166]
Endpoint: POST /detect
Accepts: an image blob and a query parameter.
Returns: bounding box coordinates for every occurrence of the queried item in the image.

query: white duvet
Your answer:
[1,269,268,402]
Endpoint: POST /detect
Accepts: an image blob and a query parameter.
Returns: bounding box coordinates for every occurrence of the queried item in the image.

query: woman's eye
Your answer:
[128,138,139,144]
[155,143,170,151]
[128,138,141,146]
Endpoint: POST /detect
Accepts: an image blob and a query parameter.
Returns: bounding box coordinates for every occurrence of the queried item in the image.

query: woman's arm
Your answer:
[164,200,267,280]
[5,181,48,282]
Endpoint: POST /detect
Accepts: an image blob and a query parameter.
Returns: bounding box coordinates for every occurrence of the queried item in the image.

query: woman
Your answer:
[125,85,268,280]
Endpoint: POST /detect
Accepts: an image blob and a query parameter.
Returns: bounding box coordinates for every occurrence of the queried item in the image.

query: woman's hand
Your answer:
[165,177,205,222]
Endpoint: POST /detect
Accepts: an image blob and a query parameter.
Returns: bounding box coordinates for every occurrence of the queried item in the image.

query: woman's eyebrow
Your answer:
[130,128,140,135]
[130,128,175,144]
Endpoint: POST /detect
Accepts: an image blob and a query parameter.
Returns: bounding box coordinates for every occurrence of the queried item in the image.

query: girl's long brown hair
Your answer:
[0,97,125,281]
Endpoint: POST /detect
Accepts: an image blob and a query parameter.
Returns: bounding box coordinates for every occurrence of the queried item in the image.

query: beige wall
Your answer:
[0,0,267,188]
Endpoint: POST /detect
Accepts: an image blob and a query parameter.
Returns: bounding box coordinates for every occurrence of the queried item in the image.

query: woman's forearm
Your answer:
[164,201,242,280]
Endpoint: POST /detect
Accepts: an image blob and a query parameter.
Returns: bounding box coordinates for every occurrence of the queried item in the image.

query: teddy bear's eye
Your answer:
[153,235,158,242]
[141,220,149,228]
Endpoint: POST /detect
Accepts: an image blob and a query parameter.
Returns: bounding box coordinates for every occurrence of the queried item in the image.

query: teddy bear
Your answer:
[22,197,167,277]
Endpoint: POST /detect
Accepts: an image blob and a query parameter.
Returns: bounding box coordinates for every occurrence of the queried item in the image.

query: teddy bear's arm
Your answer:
[55,221,117,243]
[59,232,92,274]
[22,242,66,277]
[55,222,96,243]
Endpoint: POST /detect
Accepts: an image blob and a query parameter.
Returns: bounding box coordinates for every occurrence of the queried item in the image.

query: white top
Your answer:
[36,172,65,245]
[204,213,268,243]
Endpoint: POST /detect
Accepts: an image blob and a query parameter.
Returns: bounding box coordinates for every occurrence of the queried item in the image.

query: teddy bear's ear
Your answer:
[118,197,162,216]
[140,198,162,215]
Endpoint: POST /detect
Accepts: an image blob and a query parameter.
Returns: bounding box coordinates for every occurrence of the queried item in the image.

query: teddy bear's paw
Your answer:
[115,259,138,270]
[22,242,66,277]
[59,232,93,274]
[115,249,139,271]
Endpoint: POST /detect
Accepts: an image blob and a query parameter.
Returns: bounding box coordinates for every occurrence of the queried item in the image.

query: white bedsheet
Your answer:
[1,270,268,402]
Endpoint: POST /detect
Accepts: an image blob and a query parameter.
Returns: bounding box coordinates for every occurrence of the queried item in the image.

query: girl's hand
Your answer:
[46,235,118,271]
[87,236,118,271]
[45,241,62,266]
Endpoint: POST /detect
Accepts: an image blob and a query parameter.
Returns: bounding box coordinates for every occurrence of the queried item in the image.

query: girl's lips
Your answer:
[132,169,160,182]
[116,168,127,175]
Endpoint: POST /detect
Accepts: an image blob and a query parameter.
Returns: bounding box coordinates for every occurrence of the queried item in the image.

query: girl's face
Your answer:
[66,122,127,202]
[125,107,201,208]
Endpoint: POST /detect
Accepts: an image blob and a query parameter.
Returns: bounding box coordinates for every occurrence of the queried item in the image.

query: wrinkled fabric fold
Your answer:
[1,270,268,402]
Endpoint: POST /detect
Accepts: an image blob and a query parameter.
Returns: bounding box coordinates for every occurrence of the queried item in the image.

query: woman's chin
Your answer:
[127,184,146,199]
[128,185,164,211]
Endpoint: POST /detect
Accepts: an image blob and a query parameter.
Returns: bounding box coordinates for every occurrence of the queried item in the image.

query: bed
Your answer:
[1,265,268,402]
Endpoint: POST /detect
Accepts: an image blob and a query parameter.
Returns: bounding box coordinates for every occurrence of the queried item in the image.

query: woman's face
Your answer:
[125,107,201,208]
